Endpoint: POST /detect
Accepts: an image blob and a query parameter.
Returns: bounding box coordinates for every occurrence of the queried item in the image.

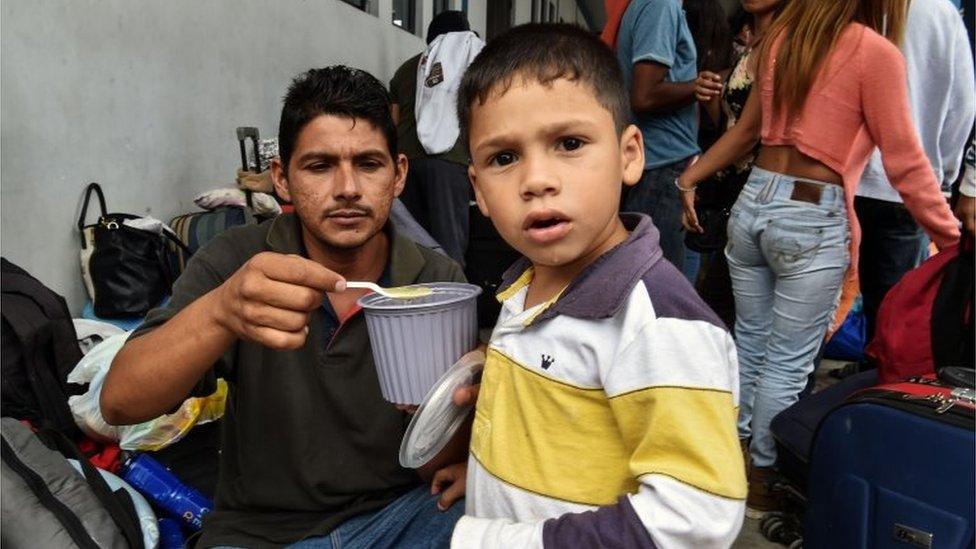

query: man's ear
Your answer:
[393,153,408,198]
[620,124,645,187]
[469,164,490,217]
[271,157,292,202]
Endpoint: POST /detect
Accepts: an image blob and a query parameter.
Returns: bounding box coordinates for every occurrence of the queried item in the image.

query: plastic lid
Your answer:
[399,350,485,468]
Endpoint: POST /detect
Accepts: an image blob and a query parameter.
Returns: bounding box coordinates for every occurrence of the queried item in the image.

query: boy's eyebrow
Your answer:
[473,118,601,154]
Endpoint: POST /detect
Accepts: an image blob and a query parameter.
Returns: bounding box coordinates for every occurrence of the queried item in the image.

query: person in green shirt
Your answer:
[102,66,467,548]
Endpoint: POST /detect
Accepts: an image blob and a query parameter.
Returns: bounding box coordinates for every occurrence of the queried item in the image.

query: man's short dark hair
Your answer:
[278,66,397,172]
[457,23,630,148]
[427,10,469,44]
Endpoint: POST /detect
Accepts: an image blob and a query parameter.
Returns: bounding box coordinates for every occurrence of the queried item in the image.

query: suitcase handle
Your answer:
[236,127,261,173]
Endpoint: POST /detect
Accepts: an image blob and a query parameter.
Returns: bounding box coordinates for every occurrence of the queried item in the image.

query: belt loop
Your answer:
[758,173,776,204]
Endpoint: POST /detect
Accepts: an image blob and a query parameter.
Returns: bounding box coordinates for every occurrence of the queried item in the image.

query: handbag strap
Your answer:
[78,183,108,248]
[161,228,193,256]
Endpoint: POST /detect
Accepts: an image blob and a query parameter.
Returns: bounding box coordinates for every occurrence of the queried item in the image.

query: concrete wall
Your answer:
[1,0,428,314]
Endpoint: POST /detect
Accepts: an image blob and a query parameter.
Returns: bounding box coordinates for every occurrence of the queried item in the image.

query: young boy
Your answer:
[449,24,745,547]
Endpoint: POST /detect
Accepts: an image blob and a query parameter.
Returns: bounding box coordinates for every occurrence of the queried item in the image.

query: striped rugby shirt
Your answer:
[452,214,746,548]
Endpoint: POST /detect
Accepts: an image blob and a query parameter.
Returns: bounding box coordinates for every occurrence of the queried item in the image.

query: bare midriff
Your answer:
[754,145,843,185]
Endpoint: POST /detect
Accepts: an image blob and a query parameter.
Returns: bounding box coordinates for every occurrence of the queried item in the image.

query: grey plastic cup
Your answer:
[358,282,482,404]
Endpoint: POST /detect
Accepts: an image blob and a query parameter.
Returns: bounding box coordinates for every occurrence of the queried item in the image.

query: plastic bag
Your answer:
[823,296,867,362]
[68,333,227,451]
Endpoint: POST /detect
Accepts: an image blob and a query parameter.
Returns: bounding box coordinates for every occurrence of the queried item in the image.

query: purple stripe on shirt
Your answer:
[640,259,728,331]
[541,496,658,548]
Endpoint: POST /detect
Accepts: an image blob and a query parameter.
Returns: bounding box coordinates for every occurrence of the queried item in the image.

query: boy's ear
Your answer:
[468,165,491,217]
[619,124,644,187]
[271,157,292,202]
[393,154,408,198]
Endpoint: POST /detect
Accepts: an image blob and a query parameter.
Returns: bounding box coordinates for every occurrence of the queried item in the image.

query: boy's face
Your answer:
[271,114,406,252]
[467,77,643,269]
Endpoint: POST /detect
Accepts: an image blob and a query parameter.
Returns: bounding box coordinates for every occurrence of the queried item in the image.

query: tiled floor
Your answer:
[730,359,848,548]
[733,518,781,549]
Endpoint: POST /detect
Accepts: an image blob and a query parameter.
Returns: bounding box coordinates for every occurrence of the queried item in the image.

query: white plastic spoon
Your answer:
[346,281,433,300]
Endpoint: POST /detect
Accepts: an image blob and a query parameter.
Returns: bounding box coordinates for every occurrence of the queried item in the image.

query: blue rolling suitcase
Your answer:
[804,377,975,548]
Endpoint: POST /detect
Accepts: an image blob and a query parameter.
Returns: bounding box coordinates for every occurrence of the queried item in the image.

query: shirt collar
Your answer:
[496,213,663,324]
[266,213,427,286]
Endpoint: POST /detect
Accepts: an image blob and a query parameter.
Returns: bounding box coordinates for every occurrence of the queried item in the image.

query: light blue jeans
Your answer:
[726,168,849,468]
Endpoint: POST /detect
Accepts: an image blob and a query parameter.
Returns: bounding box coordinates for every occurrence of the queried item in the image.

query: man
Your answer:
[390,10,478,265]
[101,66,466,548]
[615,0,699,271]
[846,0,975,376]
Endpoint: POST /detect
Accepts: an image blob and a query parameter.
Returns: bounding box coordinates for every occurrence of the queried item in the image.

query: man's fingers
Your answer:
[258,253,346,293]
[452,384,480,406]
[431,465,459,494]
[245,303,311,332]
[243,278,325,312]
[432,464,467,510]
[437,476,466,510]
[245,325,308,350]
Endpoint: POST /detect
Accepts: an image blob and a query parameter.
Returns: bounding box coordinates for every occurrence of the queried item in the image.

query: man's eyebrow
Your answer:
[352,149,391,160]
[473,118,600,154]
[295,148,390,164]
[295,151,338,164]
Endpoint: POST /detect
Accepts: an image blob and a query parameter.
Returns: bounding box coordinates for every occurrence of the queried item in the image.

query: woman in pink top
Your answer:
[676,0,960,517]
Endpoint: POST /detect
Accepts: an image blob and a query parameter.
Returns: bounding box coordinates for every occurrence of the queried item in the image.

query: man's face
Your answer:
[467,77,643,268]
[272,114,406,251]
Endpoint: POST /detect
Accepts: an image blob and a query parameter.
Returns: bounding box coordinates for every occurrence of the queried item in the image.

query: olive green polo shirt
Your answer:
[133,214,465,548]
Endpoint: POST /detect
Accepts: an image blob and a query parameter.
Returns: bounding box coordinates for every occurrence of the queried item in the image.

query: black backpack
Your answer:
[1,258,85,437]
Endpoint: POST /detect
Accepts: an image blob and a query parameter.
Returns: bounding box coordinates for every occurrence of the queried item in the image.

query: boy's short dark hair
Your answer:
[278,66,397,172]
[457,23,630,147]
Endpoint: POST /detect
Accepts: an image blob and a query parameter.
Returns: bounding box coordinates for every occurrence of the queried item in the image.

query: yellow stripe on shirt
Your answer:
[470,348,636,506]
[610,386,747,500]
[471,348,747,506]
[496,267,534,302]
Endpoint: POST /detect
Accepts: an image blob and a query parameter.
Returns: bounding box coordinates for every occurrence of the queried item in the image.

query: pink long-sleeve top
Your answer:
[760,23,960,270]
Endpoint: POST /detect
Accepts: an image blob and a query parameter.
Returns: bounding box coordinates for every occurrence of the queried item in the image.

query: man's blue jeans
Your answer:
[622,160,690,272]
[213,486,463,549]
[726,168,849,468]
[854,195,926,343]
[288,486,463,549]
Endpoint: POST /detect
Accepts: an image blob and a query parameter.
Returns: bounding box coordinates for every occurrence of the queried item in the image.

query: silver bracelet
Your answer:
[674,178,697,193]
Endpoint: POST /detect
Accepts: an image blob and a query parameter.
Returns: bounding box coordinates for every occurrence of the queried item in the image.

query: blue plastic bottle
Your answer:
[156,518,186,549]
[121,453,213,531]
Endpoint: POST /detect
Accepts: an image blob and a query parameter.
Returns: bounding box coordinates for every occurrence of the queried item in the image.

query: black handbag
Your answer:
[78,183,190,318]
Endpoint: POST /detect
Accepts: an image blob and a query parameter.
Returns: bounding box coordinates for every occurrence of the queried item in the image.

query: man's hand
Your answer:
[212,252,346,349]
[431,462,467,511]
[694,71,723,103]
[955,195,975,236]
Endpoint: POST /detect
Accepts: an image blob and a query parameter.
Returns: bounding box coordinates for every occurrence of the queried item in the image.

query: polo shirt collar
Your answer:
[496,213,663,324]
[265,213,427,285]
